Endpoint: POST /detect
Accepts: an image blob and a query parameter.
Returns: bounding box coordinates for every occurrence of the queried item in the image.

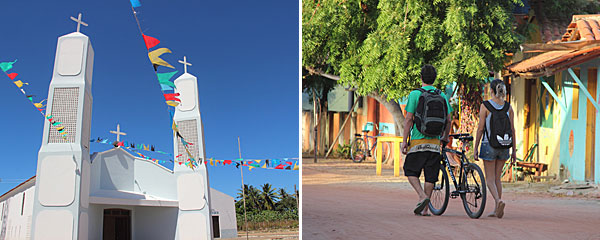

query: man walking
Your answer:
[401,64,452,216]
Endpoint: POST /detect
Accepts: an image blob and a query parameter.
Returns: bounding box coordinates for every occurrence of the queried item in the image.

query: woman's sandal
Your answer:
[496,201,505,218]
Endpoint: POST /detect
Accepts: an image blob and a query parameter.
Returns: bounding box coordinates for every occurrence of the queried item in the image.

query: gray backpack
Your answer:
[414,88,448,137]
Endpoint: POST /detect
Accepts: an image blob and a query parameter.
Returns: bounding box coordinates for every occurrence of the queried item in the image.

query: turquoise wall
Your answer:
[557,60,600,183]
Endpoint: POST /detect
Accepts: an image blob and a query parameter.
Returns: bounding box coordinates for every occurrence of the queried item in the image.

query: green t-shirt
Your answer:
[404,85,453,140]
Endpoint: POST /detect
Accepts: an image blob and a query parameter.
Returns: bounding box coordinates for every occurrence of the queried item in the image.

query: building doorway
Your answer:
[586,69,597,182]
[212,215,220,238]
[103,208,131,240]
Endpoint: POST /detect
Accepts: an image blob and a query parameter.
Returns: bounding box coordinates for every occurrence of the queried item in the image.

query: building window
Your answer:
[21,192,26,216]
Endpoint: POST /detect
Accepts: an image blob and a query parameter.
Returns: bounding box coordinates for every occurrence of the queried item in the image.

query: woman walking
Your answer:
[474,79,516,218]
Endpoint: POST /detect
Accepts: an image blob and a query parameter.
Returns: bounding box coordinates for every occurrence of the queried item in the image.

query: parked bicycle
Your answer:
[429,133,487,219]
[350,123,391,163]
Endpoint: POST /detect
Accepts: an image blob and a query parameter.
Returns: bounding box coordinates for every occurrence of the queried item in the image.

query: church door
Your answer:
[103,208,131,240]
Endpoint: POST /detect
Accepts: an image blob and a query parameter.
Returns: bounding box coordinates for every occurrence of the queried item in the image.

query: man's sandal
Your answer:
[413,198,430,215]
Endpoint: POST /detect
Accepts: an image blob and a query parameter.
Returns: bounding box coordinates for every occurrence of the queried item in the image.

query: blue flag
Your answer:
[130,0,141,8]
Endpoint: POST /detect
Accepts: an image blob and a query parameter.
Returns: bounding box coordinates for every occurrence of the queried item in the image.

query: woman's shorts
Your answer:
[478,142,510,161]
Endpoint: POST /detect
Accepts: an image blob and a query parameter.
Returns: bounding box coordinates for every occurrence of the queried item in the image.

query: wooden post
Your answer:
[325,98,359,158]
[238,137,249,240]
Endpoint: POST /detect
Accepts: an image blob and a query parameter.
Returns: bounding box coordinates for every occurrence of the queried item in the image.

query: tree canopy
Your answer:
[303,0,522,103]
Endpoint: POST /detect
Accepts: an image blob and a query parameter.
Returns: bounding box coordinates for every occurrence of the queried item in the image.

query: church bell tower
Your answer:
[172,57,213,240]
[31,14,93,240]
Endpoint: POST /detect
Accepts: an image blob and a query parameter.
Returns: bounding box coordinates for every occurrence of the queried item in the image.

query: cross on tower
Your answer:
[109,124,127,142]
[70,13,88,33]
[178,56,192,74]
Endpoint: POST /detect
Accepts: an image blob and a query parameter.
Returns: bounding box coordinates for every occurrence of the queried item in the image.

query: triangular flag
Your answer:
[275,164,285,169]
[160,84,174,91]
[142,34,159,50]
[164,93,181,102]
[0,60,17,72]
[130,0,141,8]
[285,166,291,170]
[293,163,299,170]
[255,160,262,164]
[52,121,62,126]
[13,80,28,88]
[7,73,18,80]
[166,100,180,107]
[248,166,255,171]
[262,163,267,168]
[148,48,175,69]
[224,160,232,165]
[157,71,178,88]
[210,158,214,166]
[286,161,292,165]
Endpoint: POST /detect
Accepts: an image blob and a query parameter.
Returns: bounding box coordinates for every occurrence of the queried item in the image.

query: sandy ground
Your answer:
[302,158,600,240]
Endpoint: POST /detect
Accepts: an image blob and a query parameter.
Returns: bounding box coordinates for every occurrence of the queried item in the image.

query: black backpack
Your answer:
[414,88,448,137]
[483,101,513,149]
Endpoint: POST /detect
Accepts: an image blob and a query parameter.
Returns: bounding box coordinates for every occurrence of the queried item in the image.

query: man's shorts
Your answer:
[403,151,442,183]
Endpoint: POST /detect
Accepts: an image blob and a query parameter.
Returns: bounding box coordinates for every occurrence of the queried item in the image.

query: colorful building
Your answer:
[506,15,600,183]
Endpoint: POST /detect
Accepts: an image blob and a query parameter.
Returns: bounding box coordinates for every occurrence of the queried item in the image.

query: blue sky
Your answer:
[0,0,299,198]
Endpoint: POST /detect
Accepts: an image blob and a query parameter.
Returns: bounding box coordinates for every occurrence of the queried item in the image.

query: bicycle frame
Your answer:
[442,143,477,197]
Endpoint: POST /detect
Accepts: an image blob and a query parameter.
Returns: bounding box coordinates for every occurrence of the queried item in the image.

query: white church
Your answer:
[0,15,237,240]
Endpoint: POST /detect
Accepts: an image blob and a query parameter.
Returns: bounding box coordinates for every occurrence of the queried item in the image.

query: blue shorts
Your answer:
[479,142,510,161]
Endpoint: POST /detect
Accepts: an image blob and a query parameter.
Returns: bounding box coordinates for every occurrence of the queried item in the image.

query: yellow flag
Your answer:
[13,80,28,88]
[210,158,214,166]
[255,160,262,164]
[148,48,175,69]
[143,144,149,151]
[293,163,299,170]
[262,163,267,168]
[166,100,179,107]
[248,166,254,171]
[34,99,47,108]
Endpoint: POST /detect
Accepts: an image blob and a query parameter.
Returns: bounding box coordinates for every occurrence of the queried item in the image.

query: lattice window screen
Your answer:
[176,119,200,162]
[48,88,79,143]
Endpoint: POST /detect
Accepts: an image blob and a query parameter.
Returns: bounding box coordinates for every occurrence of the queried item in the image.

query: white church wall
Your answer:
[91,148,135,193]
[87,204,103,240]
[0,181,35,240]
[133,158,177,200]
[210,189,237,238]
[133,206,178,240]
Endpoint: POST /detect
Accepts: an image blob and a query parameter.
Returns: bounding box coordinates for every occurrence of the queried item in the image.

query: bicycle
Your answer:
[350,124,391,163]
[429,133,487,219]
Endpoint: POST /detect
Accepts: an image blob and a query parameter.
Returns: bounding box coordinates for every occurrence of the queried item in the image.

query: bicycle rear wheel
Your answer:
[429,164,449,215]
[460,162,487,219]
[350,138,367,163]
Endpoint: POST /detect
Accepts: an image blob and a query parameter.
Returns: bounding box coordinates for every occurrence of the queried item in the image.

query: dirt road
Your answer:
[302,159,600,240]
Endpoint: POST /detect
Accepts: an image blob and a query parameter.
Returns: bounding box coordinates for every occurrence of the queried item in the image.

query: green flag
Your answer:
[157,71,178,88]
[0,59,17,72]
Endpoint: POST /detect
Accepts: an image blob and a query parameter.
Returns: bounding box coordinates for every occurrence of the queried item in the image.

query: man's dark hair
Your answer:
[421,64,437,84]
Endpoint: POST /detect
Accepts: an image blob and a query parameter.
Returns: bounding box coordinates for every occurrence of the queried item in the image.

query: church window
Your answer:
[21,192,25,216]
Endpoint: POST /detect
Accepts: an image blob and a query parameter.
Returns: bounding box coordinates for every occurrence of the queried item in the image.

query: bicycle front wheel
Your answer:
[429,164,450,215]
[460,162,487,219]
[376,142,392,164]
[350,138,367,163]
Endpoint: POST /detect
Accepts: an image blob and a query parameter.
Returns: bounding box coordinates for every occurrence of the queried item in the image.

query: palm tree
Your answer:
[260,183,279,211]
[236,184,262,211]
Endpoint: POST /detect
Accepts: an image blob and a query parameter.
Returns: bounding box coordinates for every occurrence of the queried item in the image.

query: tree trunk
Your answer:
[368,92,406,136]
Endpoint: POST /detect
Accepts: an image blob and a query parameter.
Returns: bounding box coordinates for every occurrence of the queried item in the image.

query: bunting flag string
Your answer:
[129,1,199,169]
[0,59,69,140]
[90,137,298,171]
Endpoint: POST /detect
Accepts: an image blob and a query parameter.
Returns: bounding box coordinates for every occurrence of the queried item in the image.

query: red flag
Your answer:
[223,160,232,165]
[275,164,285,169]
[164,93,181,102]
[143,34,160,50]
[286,161,292,165]
[7,73,18,80]
[118,141,125,147]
